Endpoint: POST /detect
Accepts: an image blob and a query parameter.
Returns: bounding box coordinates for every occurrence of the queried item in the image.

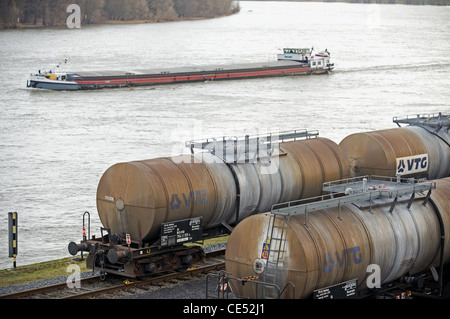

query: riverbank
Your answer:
[0,13,237,30]
[2,0,449,30]
[0,0,240,30]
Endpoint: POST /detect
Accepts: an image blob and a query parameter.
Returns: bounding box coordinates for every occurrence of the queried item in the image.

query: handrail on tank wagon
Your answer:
[270,175,436,227]
[393,112,450,128]
[185,129,319,163]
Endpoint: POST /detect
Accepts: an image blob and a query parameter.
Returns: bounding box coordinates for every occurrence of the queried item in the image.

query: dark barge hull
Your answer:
[68,60,328,90]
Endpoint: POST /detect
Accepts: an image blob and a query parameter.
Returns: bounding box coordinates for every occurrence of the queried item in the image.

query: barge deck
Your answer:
[27,48,334,90]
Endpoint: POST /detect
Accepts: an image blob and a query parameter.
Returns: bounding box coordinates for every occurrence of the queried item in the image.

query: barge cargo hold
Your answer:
[27,48,333,90]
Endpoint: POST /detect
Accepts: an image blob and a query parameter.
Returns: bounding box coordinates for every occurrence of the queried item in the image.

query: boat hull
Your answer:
[75,65,314,90]
[28,81,81,91]
[29,60,331,91]
[27,78,81,91]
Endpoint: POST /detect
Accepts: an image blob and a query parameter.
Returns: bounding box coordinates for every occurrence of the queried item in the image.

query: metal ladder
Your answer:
[262,213,289,298]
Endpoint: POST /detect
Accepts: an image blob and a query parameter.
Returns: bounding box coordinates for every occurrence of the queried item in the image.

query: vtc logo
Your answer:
[396,153,428,175]
[170,190,207,210]
[321,247,382,288]
[322,246,362,273]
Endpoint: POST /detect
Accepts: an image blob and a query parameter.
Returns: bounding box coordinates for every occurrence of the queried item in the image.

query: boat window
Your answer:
[284,48,310,55]
[284,49,300,54]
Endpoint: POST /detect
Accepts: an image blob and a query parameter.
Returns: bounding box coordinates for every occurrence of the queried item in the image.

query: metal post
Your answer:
[8,212,18,269]
[389,195,398,214]
[256,137,260,159]
[422,188,432,206]
[245,135,249,163]
[83,211,90,241]
[223,137,226,163]
[407,192,415,210]
[304,206,309,228]
[234,138,238,164]
[81,211,90,260]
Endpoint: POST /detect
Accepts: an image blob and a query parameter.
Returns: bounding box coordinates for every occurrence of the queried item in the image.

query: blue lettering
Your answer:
[170,190,207,210]
[421,157,427,169]
[182,192,192,207]
[397,160,405,173]
[322,246,362,273]
[407,159,414,171]
[170,194,181,210]
[193,191,199,205]
[414,158,421,170]
[335,251,345,268]
[398,155,428,174]
[350,246,362,264]
[322,253,335,273]
[199,190,207,204]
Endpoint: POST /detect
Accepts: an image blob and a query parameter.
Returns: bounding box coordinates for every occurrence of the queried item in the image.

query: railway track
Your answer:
[0,250,225,299]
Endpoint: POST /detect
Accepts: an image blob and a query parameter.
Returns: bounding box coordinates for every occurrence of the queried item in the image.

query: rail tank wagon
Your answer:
[96,135,349,243]
[96,153,237,243]
[224,176,449,299]
[70,131,350,277]
[339,117,450,179]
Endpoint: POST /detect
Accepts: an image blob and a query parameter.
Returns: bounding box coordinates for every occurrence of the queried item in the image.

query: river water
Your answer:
[0,1,449,270]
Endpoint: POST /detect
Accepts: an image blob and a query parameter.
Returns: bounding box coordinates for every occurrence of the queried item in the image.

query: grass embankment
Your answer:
[0,236,228,288]
[0,257,88,288]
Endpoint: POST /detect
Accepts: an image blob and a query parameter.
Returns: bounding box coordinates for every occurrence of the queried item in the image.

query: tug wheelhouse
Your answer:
[277,47,334,73]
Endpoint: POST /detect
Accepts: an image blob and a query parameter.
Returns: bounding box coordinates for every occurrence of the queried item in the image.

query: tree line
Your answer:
[0,0,241,28]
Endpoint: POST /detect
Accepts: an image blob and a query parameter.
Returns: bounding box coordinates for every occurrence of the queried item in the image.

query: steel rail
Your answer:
[0,249,225,299]
[0,275,102,299]
[63,261,225,299]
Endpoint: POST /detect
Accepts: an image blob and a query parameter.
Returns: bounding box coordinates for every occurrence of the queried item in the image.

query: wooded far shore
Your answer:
[0,0,240,29]
[1,0,448,30]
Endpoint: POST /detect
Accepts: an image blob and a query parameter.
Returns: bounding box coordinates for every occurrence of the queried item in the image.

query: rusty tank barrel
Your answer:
[228,137,349,221]
[225,177,450,299]
[97,153,237,242]
[339,126,450,179]
[96,136,349,242]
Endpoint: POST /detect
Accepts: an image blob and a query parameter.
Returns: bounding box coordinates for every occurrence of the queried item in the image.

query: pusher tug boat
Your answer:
[27,48,334,91]
[27,70,81,91]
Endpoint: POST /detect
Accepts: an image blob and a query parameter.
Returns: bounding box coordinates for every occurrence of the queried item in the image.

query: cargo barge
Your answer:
[27,48,333,90]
